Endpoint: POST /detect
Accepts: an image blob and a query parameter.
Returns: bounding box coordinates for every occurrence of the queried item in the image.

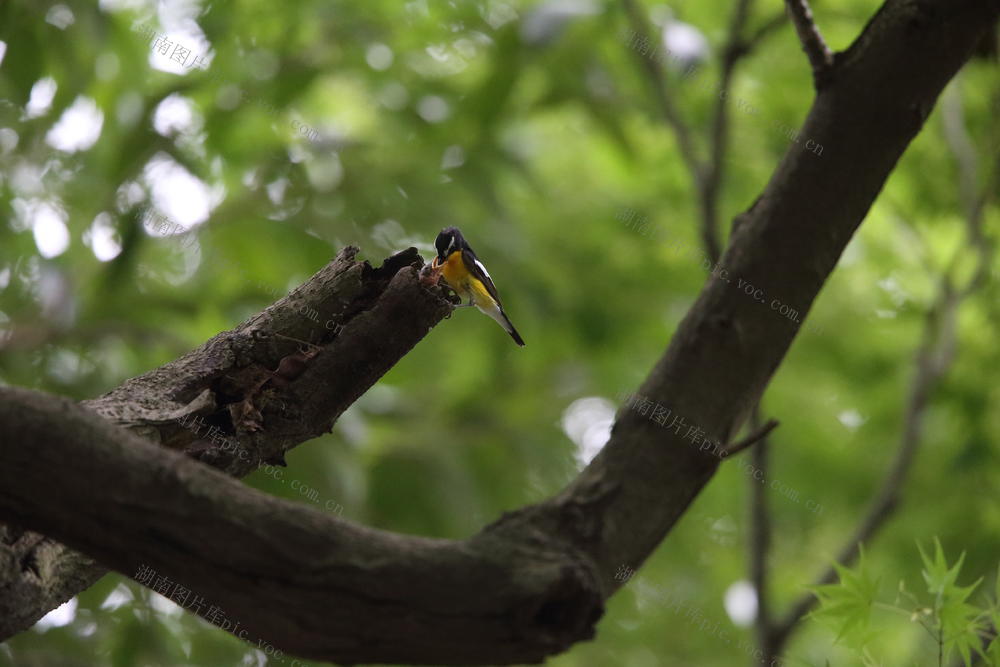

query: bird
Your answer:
[431,226,525,346]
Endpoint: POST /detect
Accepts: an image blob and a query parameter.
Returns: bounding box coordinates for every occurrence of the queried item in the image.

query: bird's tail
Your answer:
[504,314,526,347]
[481,303,525,346]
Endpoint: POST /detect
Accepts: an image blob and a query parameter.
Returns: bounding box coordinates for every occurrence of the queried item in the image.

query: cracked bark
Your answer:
[1,0,997,663]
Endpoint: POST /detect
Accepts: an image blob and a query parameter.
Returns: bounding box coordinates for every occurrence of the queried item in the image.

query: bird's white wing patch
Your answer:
[474,258,493,282]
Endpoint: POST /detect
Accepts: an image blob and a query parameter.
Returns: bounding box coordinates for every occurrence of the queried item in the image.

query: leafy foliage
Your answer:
[812,539,1000,666]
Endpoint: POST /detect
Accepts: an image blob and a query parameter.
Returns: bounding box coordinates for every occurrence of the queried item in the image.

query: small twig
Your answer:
[785,0,834,86]
[724,419,779,457]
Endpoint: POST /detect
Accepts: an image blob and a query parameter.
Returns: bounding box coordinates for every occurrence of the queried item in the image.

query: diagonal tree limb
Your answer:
[0,0,997,663]
[785,0,835,87]
[0,246,454,640]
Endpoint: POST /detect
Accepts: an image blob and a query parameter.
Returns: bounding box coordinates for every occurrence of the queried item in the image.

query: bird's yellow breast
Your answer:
[439,251,493,307]
[440,251,471,293]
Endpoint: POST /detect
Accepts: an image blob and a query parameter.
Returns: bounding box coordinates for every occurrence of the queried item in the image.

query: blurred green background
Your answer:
[1,0,998,665]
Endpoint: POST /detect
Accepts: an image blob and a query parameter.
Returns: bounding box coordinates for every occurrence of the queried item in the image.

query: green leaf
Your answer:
[918,538,988,666]
[919,537,965,597]
[810,549,881,649]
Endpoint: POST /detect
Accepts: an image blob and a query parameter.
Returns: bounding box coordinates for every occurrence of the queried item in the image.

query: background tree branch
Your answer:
[622,0,785,261]
[621,0,706,199]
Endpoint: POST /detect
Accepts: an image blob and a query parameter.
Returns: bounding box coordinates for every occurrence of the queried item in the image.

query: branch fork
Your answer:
[786,0,835,87]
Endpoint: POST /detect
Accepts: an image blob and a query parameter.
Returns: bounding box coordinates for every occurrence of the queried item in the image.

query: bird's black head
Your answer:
[435,226,465,264]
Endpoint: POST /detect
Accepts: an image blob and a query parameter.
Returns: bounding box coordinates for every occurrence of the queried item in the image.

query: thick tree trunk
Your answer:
[0,0,996,663]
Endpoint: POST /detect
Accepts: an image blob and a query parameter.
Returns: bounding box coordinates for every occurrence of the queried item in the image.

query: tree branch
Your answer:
[1,0,997,662]
[0,387,606,664]
[0,246,454,640]
[723,418,779,457]
[785,0,834,87]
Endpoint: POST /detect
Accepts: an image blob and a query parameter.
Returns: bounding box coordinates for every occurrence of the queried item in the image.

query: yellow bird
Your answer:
[431,226,525,346]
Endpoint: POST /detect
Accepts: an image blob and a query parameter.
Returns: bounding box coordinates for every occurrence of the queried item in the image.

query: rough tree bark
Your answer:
[0,0,996,663]
[0,247,454,640]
